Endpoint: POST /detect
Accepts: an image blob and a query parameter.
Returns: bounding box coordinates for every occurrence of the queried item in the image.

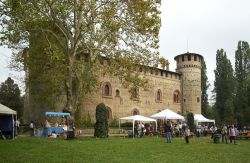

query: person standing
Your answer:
[183,126,190,144]
[221,124,228,144]
[15,119,20,135]
[29,121,34,136]
[164,120,172,143]
[229,125,237,144]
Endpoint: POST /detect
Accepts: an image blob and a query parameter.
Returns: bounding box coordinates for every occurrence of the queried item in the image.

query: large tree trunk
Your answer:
[64,56,74,115]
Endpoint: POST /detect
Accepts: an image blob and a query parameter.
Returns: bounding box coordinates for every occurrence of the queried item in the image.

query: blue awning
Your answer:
[44,112,70,117]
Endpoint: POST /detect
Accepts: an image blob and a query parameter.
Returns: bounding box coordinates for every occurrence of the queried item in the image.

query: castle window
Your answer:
[156,89,162,102]
[198,56,201,62]
[130,87,139,100]
[188,55,191,61]
[132,108,139,115]
[165,72,168,77]
[197,97,200,103]
[184,99,186,102]
[182,55,185,61]
[160,71,164,76]
[194,55,197,61]
[173,90,180,103]
[139,67,143,72]
[103,82,112,97]
[115,89,120,97]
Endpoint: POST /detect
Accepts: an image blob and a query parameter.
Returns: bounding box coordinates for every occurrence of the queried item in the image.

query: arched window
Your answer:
[173,90,180,103]
[103,82,112,96]
[156,89,162,101]
[132,108,139,115]
[106,107,112,120]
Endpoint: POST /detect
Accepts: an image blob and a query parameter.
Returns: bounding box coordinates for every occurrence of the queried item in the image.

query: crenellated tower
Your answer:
[174,52,203,115]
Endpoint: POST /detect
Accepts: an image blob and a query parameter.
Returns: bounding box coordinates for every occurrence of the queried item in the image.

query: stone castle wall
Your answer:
[23,53,203,123]
[82,70,182,120]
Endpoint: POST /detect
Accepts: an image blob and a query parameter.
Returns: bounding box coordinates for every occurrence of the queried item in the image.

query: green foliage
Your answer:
[201,60,210,117]
[75,112,94,128]
[109,117,119,127]
[121,122,133,127]
[94,103,109,138]
[214,49,235,124]
[234,41,250,126]
[0,0,161,114]
[0,77,23,118]
[186,112,195,132]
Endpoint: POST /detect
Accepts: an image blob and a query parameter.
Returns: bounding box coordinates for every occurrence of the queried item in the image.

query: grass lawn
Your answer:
[0,136,250,163]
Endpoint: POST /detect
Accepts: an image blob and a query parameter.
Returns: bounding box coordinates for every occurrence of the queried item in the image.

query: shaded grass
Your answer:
[0,136,250,163]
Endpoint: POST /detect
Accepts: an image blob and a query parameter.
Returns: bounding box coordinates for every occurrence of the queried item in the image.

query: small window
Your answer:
[184,99,186,102]
[197,97,200,103]
[160,71,164,76]
[165,72,168,77]
[115,89,120,97]
[182,55,185,61]
[194,55,197,61]
[139,67,143,72]
[173,90,180,103]
[188,55,191,61]
[156,89,162,101]
[132,109,139,115]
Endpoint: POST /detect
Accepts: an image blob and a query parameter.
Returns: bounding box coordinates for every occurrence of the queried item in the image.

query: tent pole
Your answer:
[12,114,14,140]
[133,120,135,139]
[156,121,158,138]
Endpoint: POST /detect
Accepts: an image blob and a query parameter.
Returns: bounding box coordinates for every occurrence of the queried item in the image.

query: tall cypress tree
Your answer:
[214,49,235,124]
[235,41,250,126]
[201,60,210,117]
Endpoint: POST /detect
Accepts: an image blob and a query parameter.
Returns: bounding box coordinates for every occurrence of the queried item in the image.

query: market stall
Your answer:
[119,115,157,138]
[0,104,17,140]
[43,112,71,138]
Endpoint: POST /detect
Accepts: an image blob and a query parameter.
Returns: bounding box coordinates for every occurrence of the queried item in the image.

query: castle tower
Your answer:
[174,52,203,115]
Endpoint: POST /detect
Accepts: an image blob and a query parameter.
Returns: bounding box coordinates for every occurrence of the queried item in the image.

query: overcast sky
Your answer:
[1,0,250,99]
[159,0,250,100]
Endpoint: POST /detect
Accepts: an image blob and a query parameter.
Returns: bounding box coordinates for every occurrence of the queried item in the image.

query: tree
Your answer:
[214,49,235,124]
[201,59,210,117]
[0,1,161,115]
[0,77,23,118]
[186,112,194,132]
[94,103,108,138]
[234,41,250,126]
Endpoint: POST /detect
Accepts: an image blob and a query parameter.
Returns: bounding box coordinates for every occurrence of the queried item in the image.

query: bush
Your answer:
[187,112,195,132]
[94,103,109,138]
[109,117,119,128]
[121,122,133,127]
[75,112,94,128]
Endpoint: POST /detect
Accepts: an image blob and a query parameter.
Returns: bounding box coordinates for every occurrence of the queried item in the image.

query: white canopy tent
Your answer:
[119,115,157,138]
[151,109,185,120]
[0,104,17,140]
[194,114,215,125]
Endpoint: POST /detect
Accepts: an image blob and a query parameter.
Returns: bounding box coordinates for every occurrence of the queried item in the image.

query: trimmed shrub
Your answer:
[187,112,195,132]
[94,103,109,138]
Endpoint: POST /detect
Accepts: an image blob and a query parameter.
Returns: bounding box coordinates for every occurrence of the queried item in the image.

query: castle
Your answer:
[23,52,203,122]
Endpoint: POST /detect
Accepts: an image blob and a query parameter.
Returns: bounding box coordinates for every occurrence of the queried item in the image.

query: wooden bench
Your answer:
[237,131,250,140]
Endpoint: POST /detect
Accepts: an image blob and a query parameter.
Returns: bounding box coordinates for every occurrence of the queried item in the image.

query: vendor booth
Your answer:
[194,114,215,125]
[150,109,185,120]
[0,104,17,140]
[119,115,157,138]
[43,112,72,138]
